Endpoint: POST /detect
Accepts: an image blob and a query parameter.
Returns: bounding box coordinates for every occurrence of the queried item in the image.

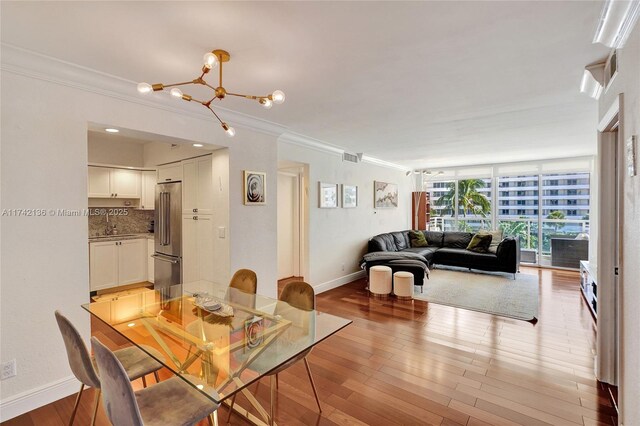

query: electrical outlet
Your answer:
[1,360,17,380]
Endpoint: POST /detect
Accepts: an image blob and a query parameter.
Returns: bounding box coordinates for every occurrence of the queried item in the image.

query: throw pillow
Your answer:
[479,229,502,254]
[466,233,492,253]
[409,230,428,248]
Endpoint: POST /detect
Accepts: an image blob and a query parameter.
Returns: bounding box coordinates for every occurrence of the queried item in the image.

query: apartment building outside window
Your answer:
[426,171,590,268]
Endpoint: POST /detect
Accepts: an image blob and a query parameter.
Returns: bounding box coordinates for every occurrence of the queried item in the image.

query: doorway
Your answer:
[277,164,306,282]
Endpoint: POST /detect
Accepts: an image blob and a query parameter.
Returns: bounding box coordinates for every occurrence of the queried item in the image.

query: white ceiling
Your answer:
[1,1,610,169]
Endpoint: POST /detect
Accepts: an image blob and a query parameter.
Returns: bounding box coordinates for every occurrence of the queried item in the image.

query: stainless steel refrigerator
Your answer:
[153,181,182,290]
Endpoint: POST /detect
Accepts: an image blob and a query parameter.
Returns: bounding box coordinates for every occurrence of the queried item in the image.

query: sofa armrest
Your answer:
[496,236,521,273]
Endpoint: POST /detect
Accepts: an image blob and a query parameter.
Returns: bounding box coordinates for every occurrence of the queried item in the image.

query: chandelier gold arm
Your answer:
[226,92,270,101]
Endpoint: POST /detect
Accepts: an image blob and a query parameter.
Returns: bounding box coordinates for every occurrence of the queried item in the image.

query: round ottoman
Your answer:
[369,266,392,299]
[393,271,414,301]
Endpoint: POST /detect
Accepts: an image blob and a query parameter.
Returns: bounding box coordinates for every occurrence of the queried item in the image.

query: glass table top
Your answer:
[82,281,351,404]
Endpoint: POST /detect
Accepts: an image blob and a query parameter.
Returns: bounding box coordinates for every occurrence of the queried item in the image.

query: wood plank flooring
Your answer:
[2,267,616,425]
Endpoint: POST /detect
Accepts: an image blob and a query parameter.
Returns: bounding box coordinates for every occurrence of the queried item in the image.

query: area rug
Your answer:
[414,268,539,321]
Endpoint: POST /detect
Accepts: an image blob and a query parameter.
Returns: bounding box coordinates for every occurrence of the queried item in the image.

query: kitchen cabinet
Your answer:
[157,163,182,183]
[182,214,214,283]
[90,238,148,291]
[88,166,141,199]
[147,239,154,283]
[140,171,156,210]
[118,239,147,285]
[182,156,213,215]
[88,167,112,198]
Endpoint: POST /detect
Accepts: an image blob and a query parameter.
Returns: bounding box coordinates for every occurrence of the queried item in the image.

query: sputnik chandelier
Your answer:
[136,49,285,137]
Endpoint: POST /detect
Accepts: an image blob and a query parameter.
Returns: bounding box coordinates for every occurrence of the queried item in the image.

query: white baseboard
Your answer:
[314,270,365,294]
[0,375,79,422]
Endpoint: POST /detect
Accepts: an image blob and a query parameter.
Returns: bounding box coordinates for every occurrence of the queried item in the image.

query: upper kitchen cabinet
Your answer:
[157,163,182,183]
[182,156,213,215]
[88,166,141,199]
[139,170,156,210]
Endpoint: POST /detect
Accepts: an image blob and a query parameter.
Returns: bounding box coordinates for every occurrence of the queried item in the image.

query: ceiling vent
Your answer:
[343,152,363,163]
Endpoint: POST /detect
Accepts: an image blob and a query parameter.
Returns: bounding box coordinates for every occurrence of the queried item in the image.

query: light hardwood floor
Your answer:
[2,267,616,426]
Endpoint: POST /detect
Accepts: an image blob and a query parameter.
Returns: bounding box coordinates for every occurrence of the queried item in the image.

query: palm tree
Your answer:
[435,179,491,218]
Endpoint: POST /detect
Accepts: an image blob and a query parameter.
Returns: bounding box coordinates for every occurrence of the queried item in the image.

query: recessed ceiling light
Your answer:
[105,128,119,133]
[193,143,204,148]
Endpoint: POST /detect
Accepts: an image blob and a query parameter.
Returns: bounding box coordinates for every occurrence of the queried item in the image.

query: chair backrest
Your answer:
[91,337,145,426]
[280,281,315,311]
[54,311,101,388]
[229,269,257,294]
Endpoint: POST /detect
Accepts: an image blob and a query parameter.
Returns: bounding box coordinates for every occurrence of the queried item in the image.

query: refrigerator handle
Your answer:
[163,192,171,246]
[159,192,165,245]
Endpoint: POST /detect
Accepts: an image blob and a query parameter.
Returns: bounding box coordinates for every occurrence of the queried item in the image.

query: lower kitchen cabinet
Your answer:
[147,239,154,283]
[90,238,148,291]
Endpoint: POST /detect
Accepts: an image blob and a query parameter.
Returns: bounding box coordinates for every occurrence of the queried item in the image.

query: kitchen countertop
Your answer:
[89,232,154,242]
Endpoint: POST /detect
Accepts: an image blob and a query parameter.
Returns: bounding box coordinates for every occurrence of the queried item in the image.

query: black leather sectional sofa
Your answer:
[363,230,521,287]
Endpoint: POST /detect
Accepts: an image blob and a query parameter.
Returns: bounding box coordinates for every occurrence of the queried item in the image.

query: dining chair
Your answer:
[55,311,165,425]
[91,336,220,426]
[229,268,257,294]
[227,281,321,424]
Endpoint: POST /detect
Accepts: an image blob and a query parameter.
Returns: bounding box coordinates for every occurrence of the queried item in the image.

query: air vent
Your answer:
[343,152,363,163]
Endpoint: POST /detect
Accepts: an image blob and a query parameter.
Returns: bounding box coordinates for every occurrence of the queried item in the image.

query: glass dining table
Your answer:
[82,281,351,426]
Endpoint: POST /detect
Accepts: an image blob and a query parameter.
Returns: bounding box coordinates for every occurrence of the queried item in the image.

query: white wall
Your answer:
[278,140,411,292]
[597,24,640,425]
[87,132,144,167]
[0,47,278,418]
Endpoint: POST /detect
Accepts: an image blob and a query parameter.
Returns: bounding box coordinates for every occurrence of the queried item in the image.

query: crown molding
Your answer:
[1,43,408,171]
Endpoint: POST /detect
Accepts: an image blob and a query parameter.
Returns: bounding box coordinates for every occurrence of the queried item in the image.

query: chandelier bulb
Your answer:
[260,98,273,109]
[170,88,183,98]
[203,52,219,69]
[221,123,236,137]
[271,90,285,104]
[137,82,152,94]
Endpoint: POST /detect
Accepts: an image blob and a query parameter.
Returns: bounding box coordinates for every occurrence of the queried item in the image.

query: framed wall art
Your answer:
[244,171,266,205]
[319,182,338,208]
[342,184,358,208]
[374,181,398,208]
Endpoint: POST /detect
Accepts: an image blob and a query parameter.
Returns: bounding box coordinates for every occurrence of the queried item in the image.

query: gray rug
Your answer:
[414,268,539,321]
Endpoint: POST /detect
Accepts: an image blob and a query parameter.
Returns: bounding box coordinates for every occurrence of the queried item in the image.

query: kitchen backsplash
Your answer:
[88,208,154,237]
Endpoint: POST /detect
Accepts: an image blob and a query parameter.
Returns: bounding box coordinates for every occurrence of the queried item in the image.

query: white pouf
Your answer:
[369,265,392,299]
[393,271,414,300]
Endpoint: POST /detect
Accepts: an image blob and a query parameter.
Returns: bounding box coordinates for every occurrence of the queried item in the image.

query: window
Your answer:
[567,210,578,216]
[517,209,526,215]
[501,209,509,215]
[500,191,509,196]
[567,189,577,196]
[517,200,525,205]
[517,191,525,196]
[567,199,577,205]
[549,200,559,206]
[549,190,559,196]
[568,179,577,185]
[549,180,559,185]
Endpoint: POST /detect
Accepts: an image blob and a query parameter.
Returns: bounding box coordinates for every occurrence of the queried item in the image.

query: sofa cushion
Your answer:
[434,248,499,269]
[402,247,437,261]
[424,231,444,247]
[479,230,503,254]
[409,231,428,247]
[392,232,410,251]
[369,233,398,252]
[443,232,473,249]
[467,233,493,253]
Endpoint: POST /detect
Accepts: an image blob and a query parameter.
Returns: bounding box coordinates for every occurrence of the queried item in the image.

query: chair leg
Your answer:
[275,373,279,389]
[154,370,160,383]
[303,358,322,413]
[90,389,101,426]
[270,375,277,426]
[142,375,147,388]
[68,383,85,426]
[226,393,237,424]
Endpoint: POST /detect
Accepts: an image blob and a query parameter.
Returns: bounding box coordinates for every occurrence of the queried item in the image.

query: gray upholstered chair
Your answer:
[55,311,165,425]
[229,269,257,294]
[227,281,321,424]
[91,336,220,426]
